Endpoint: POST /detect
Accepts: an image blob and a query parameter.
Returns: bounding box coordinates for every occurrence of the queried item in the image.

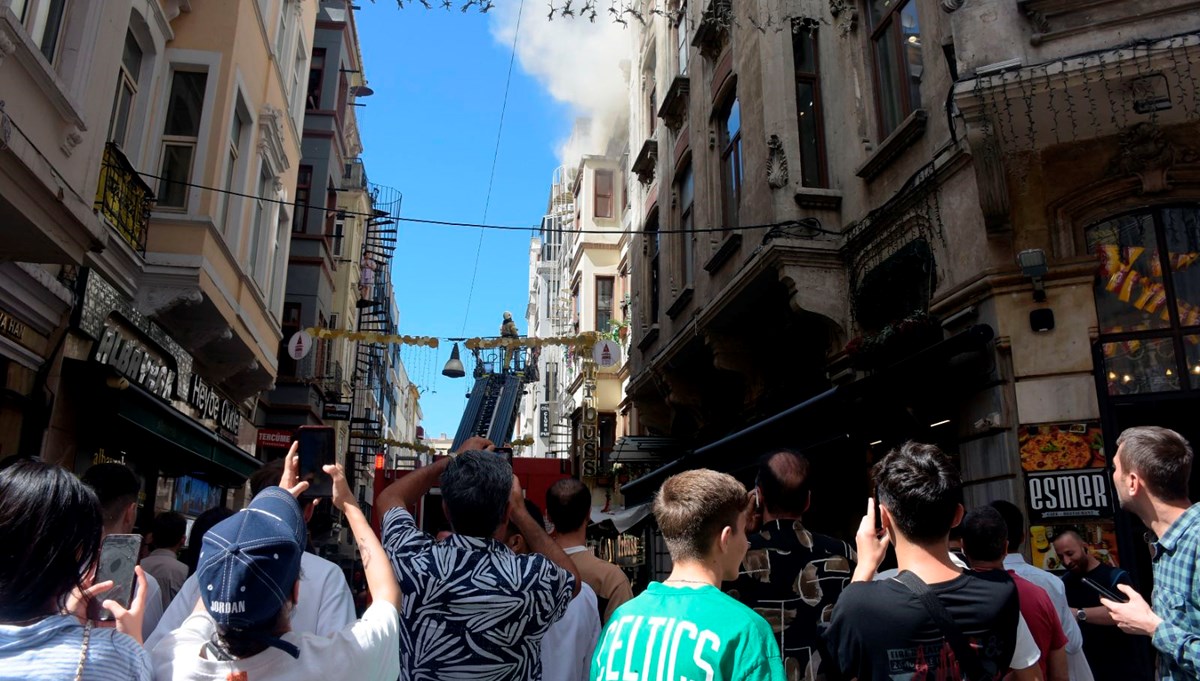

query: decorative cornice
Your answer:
[632,138,658,185]
[829,0,857,35]
[257,104,291,178]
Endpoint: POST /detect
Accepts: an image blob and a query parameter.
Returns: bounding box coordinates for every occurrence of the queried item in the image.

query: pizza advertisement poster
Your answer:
[1020,422,1116,524]
[1028,522,1122,572]
[1019,422,1106,472]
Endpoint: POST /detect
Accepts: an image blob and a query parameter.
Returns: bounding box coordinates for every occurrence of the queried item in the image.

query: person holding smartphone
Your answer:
[149,449,400,681]
[0,458,150,680]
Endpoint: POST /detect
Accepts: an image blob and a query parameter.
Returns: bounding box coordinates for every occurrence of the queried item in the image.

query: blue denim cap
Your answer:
[197,486,305,633]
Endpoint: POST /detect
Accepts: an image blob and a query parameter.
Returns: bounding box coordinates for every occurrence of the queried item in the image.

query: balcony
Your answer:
[658,75,690,132]
[632,138,658,185]
[342,159,368,191]
[95,143,153,255]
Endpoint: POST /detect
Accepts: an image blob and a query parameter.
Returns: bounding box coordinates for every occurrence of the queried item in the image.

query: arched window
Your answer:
[1086,205,1200,396]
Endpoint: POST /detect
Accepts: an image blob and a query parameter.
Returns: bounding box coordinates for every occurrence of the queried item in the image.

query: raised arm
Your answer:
[376,436,495,516]
[508,476,581,597]
[326,464,400,611]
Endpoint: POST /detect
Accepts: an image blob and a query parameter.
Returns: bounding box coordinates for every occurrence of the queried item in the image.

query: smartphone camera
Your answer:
[297,425,336,499]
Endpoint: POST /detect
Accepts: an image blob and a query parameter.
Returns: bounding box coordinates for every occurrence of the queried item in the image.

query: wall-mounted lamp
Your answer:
[1017,248,1048,302]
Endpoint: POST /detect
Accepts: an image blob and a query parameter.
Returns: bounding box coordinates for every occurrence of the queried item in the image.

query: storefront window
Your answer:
[1088,205,1200,396]
[1101,337,1180,396]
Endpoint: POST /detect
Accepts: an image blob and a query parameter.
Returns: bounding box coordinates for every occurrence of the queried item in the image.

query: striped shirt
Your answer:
[0,614,150,681]
[1151,502,1200,680]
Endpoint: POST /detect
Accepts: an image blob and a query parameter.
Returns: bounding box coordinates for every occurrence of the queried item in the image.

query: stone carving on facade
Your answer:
[0,101,10,151]
[828,0,857,35]
[1107,122,1198,194]
[0,31,15,68]
[60,124,83,157]
[162,0,193,23]
[767,134,789,189]
[257,104,291,179]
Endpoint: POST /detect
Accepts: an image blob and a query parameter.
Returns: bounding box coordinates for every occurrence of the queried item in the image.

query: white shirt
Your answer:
[149,600,399,681]
[1004,552,1094,681]
[540,582,600,681]
[145,552,355,650]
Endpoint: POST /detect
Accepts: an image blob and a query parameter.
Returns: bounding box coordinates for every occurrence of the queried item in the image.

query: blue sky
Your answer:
[355,3,573,438]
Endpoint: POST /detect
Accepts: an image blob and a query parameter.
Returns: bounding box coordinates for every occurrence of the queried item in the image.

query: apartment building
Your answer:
[2,0,320,518]
[618,0,1200,577]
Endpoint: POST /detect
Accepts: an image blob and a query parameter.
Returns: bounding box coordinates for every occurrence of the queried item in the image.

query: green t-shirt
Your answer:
[590,582,786,681]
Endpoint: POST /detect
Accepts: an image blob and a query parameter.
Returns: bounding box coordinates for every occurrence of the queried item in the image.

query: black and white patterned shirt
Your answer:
[382,507,575,681]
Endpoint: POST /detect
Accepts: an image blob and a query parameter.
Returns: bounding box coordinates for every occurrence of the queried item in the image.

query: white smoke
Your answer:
[489,0,629,168]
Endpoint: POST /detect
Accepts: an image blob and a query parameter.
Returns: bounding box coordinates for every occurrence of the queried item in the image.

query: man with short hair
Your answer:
[376,437,580,680]
[546,477,633,623]
[1100,426,1199,681]
[80,463,165,638]
[507,499,600,681]
[591,469,785,680]
[991,499,1092,681]
[146,455,355,650]
[149,453,401,681]
[141,511,189,608]
[726,448,855,680]
[962,506,1069,681]
[1052,529,1153,681]
[824,441,1041,680]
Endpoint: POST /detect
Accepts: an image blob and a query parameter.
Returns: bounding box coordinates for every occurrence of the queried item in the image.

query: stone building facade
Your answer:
[619,0,1200,574]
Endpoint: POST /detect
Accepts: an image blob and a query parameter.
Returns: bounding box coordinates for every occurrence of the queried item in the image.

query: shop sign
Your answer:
[0,308,26,342]
[539,405,550,437]
[322,401,351,421]
[593,340,621,368]
[256,429,293,449]
[578,364,601,477]
[187,375,241,440]
[1025,468,1113,522]
[92,321,176,401]
[1019,422,1113,524]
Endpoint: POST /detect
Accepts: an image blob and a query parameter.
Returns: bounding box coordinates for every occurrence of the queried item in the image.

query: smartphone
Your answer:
[874,493,884,533]
[88,534,142,621]
[1083,576,1129,603]
[297,425,336,498]
[493,446,514,463]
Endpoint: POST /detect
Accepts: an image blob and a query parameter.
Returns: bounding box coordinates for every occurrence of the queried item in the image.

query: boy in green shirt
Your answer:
[590,469,786,680]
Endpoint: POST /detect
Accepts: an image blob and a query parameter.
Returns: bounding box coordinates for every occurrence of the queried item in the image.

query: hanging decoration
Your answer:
[377,438,438,454]
[303,327,607,356]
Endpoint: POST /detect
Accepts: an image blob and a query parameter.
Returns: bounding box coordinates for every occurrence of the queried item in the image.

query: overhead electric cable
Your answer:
[461,0,526,334]
[111,165,841,236]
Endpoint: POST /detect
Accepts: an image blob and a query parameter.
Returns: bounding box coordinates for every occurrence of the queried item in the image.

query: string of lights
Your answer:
[112,163,842,236]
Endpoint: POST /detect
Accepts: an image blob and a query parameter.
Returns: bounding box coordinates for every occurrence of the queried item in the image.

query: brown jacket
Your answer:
[565,546,633,624]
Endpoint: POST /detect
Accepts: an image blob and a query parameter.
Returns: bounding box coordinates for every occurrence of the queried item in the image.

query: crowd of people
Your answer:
[0,426,1196,680]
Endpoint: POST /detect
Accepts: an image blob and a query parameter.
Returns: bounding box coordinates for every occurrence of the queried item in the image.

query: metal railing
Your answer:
[95,143,153,254]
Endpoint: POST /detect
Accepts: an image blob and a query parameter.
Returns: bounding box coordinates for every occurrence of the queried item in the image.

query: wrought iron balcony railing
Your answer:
[95,143,153,255]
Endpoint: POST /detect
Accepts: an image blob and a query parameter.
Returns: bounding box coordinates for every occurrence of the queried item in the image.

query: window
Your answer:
[595,169,614,219]
[290,33,308,124]
[1087,206,1200,396]
[220,105,247,235]
[647,212,661,324]
[16,0,69,63]
[157,70,208,209]
[307,48,325,110]
[275,1,293,59]
[868,0,923,137]
[793,26,827,188]
[250,165,272,283]
[293,165,312,232]
[572,283,581,332]
[676,5,689,76]
[646,84,657,138]
[107,31,142,148]
[279,302,302,377]
[596,277,615,332]
[719,95,743,229]
[332,217,345,256]
[677,163,694,285]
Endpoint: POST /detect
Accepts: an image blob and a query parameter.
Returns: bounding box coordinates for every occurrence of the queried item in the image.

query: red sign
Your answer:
[256,429,293,449]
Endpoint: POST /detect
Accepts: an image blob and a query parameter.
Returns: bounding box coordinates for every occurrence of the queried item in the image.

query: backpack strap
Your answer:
[893,570,990,681]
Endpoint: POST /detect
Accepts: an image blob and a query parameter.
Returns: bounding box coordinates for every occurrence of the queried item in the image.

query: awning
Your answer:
[68,360,261,485]
[619,324,996,503]
[590,503,653,534]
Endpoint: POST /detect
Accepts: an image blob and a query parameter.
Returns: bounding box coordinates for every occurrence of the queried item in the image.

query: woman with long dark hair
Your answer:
[0,458,151,680]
